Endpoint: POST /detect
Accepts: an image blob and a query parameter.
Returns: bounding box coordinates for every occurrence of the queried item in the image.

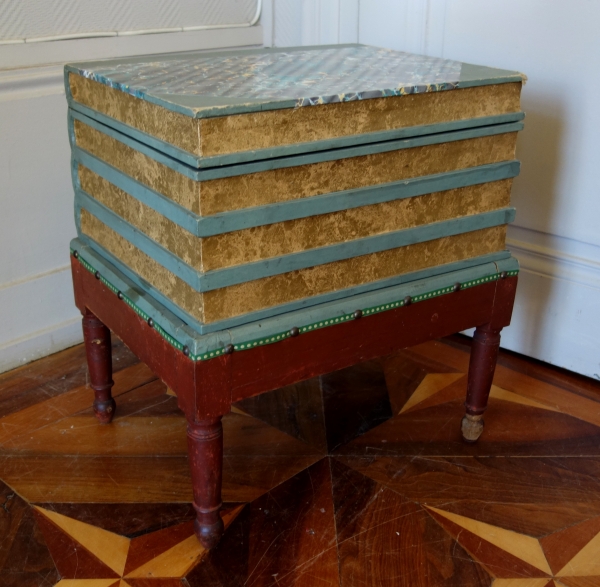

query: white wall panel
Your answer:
[309,0,341,46]
[338,0,359,44]
[271,0,357,48]
[441,0,600,249]
[273,0,303,47]
[0,18,262,373]
[0,91,73,286]
[433,0,600,378]
[271,0,600,379]
[358,0,413,53]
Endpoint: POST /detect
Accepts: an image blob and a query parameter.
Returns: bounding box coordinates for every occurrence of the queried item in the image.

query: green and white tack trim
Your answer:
[73,249,517,363]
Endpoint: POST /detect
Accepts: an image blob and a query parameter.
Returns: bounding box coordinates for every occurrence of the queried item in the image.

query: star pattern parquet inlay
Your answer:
[1,336,600,586]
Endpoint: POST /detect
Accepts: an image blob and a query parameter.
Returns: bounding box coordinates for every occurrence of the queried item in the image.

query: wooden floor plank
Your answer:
[446,334,600,403]
[0,453,323,505]
[407,341,600,427]
[2,337,600,585]
[0,363,157,449]
[0,339,138,420]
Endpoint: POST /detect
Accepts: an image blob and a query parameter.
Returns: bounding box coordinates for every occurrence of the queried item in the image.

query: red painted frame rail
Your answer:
[71,255,517,547]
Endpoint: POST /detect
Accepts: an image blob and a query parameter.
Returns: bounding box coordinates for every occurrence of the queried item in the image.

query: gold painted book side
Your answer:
[80,209,507,324]
[79,165,512,272]
[74,119,518,215]
[70,73,521,158]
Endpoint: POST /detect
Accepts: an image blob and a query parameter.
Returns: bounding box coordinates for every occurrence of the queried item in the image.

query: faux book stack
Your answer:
[66,44,524,360]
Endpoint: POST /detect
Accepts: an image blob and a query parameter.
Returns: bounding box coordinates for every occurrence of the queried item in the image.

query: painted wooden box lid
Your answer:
[65,44,525,168]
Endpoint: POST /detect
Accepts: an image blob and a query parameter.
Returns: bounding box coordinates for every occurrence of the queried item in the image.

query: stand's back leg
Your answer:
[82,309,116,424]
[462,323,502,442]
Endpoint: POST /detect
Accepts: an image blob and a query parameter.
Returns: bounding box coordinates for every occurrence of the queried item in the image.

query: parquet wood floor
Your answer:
[1,336,600,586]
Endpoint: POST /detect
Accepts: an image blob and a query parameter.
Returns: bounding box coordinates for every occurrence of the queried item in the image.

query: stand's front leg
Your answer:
[187,417,224,549]
[462,324,502,443]
[82,309,116,424]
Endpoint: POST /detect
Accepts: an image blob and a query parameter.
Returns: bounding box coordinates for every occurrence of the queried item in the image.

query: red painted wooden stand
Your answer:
[72,255,517,549]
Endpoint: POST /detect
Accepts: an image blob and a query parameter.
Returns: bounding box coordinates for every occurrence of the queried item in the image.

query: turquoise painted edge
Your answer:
[69,101,199,168]
[458,62,526,88]
[73,146,520,237]
[71,152,199,234]
[70,237,519,360]
[74,194,199,287]
[68,98,525,169]
[64,44,524,119]
[75,233,512,335]
[72,238,229,351]
[69,109,199,180]
[76,188,516,292]
[69,108,524,181]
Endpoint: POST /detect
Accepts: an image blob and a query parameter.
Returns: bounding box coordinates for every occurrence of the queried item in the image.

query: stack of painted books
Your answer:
[67,44,523,359]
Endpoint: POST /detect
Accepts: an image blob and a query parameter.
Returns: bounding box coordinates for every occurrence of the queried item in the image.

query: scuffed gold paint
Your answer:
[201,180,511,269]
[80,210,205,322]
[75,118,517,216]
[74,120,200,213]
[200,133,517,214]
[79,166,201,267]
[70,74,201,155]
[202,83,521,156]
[81,164,511,271]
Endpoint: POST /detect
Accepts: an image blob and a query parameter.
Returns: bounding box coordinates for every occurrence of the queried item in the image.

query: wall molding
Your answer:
[0,0,262,45]
[0,65,64,102]
[0,26,263,70]
[468,226,600,378]
[338,0,359,44]
[507,226,600,291]
[0,263,71,293]
[0,28,264,102]
[424,0,447,56]
[294,0,358,47]
[508,238,600,291]
[261,0,274,47]
[355,0,444,57]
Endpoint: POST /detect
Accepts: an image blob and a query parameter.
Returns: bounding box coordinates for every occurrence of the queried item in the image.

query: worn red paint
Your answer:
[82,309,115,424]
[72,256,518,547]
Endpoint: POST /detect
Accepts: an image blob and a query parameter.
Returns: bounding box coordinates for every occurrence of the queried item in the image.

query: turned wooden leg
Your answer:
[462,324,502,443]
[82,310,116,424]
[187,417,224,549]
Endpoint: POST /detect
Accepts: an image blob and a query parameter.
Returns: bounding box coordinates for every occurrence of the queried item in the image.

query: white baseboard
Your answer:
[466,226,600,380]
[507,224,600,290]
[499,267,600,381]
[0,317,83,374]
[0,266,83,374]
